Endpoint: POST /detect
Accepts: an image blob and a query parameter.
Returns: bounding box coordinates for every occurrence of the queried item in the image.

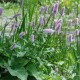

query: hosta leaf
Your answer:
[7,67,28,80]
[9,58,29,67]
[0,57,6,68]
[26,63,47,80]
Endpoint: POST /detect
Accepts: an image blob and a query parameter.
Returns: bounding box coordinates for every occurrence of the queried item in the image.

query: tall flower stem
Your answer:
[76,36,80,79]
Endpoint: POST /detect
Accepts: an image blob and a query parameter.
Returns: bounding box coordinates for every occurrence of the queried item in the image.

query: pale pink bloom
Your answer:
[75,29,79,36]
[43,29,54,35]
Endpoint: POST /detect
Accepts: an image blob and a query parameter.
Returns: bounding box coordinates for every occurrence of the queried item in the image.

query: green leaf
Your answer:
[26,0,38,5]
[57,61,64,66]
[17,51,26,57]
[9,58,29,67]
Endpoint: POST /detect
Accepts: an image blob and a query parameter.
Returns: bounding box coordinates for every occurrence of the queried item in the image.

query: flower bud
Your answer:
[29,21,35,27]
[11,13,21,19]
[75,18,78,26]
[52,3,55,11]
[11,23,15,31]
[68,19,72,26]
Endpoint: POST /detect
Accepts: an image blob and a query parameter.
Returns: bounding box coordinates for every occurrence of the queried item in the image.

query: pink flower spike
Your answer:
[0,8,3,16]
[52,3,55,15]
[30,34,34,42]
[53,19,57,29]
[56,23,61,34]
[52,3,55,11]
[60,7,65,16]
[10,43,16,50]
[75,29,79,36]
[75,18,78,26]
[58,19,62,24]
[39,16,44,25]
[43,29,54,35]
[44,5,48,12]
[54,1,59,14]
[68,19,72,27]
[68,34,72,43]
[39,6,44,14]
[19,32,25,38]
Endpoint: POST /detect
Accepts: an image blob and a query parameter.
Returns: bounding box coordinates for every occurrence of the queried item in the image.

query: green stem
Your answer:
[44,14,52,28]
[77,4,78,17]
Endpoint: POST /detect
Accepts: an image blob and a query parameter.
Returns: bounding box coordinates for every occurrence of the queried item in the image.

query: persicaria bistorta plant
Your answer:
[0,0,80,80]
